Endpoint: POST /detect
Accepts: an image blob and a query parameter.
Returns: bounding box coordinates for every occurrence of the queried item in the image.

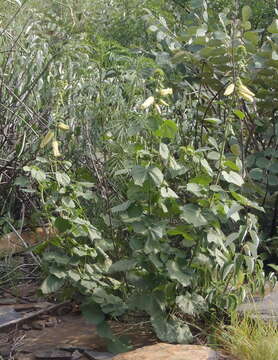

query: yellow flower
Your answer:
[159,99,169,106]
[141,96,155,110]
[52,140,61,157]
[159,88,173,96]
[237,80,255,102]
[230,144,241,156]
[224,83,235,96]
[58,122,70,131]
[40,131,54,148]
[155,104,162,114]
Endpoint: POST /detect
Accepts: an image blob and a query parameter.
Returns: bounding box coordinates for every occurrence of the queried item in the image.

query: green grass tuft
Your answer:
[216,311,278,360]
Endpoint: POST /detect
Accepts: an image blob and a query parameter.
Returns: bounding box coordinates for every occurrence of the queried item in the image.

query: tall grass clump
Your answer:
[216,311,278,360]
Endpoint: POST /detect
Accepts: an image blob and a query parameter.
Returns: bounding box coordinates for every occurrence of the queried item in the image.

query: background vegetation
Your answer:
[0,0,278,353]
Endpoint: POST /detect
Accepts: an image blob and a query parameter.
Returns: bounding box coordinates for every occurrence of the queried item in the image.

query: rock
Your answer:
[72,350,82,360]
[15,353,33,360]
[0,306,22,325]
[112,343,217,360]
[45,316,58,328]
[35,350,72,360]
[0,298,17,305]
[83,350,114,360]
[237,285,278,321]
[0,345,11,357]
[32,320,45,330]
[0,227,55,256]
[22,323,32,330]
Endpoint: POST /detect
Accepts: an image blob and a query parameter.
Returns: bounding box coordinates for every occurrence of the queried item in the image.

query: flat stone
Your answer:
[83,350,114,359]
[112,343,217,360]
[237,285,278,321]
[0,298,17,305]
[0,306,22,325]
[0,345,11,357]
[72,350,82,360]
[22,324,32,330]
[35,350,72,360]
[45,316,58,328]
[32,320,45,330]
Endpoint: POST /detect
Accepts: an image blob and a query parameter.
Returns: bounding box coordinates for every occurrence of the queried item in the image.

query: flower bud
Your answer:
[52,140,61,157]
[141,96,155,110]
[224,83,235,96]
[58,122,70,131]
[159,88,173,96]
[40,131,54,148]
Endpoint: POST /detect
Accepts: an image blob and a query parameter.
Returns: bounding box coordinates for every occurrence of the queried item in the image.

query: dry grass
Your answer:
[216,311,278,360]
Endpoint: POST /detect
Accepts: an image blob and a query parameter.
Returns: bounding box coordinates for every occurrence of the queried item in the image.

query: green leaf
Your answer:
[207,229,224,246]
[49,265,67,279]
[62,196,75,208]
[166,260,191,287]
[180,204,207,227]
[176,293,206,315]
[207,151,220,160]
[96,321,114,339]
[159,143,169,162]
[54,217,72,232]
[268,19,278,33]
[256,157,270,169]
[176,295,195,315]
[187,183,202,197]
[155,120,177,139]
[222,171,244,186]
[131,166,148,186]
[270,162,278,174]
[148,166,164,186]
[41,275,64,294]
[222,263,234,281]
[250,168,263,181]
[55,172,71,186]
[109,259,137,273]
[268,175,278,186]
[231,191,264,211]
[111,201,132,213]
[272,50,278,61]
[14,176,30,187]
[242,5,252,22]
[81,302,105,325]
[204,118,222,125]
[160,187,179,198]
[244,31,259,44]
[31,168,46,182]
[233,109,245,120]
[224,161,240,172]
[107,338,132,354]
[190,0,204,9]
[68,270,81,282]
[190,175,212,186]
[43,251,70,265]
[151,313,193,343]
[76,181,95,188]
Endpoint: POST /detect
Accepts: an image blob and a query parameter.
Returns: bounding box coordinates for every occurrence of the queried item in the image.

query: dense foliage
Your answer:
[0,0,277,353]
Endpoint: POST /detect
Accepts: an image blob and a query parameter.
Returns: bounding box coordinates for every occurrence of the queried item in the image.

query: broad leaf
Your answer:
[180,204,207,227]
[148,166,164,186]
[109,259,137,273]
[222,171,244,186]
[151,313,193,343]
[166,260,191,287]
[56,172,71,186]
[131,166,148,186]
[81,302,105,325]
[155,120,177,139]
[41,275,64,294]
